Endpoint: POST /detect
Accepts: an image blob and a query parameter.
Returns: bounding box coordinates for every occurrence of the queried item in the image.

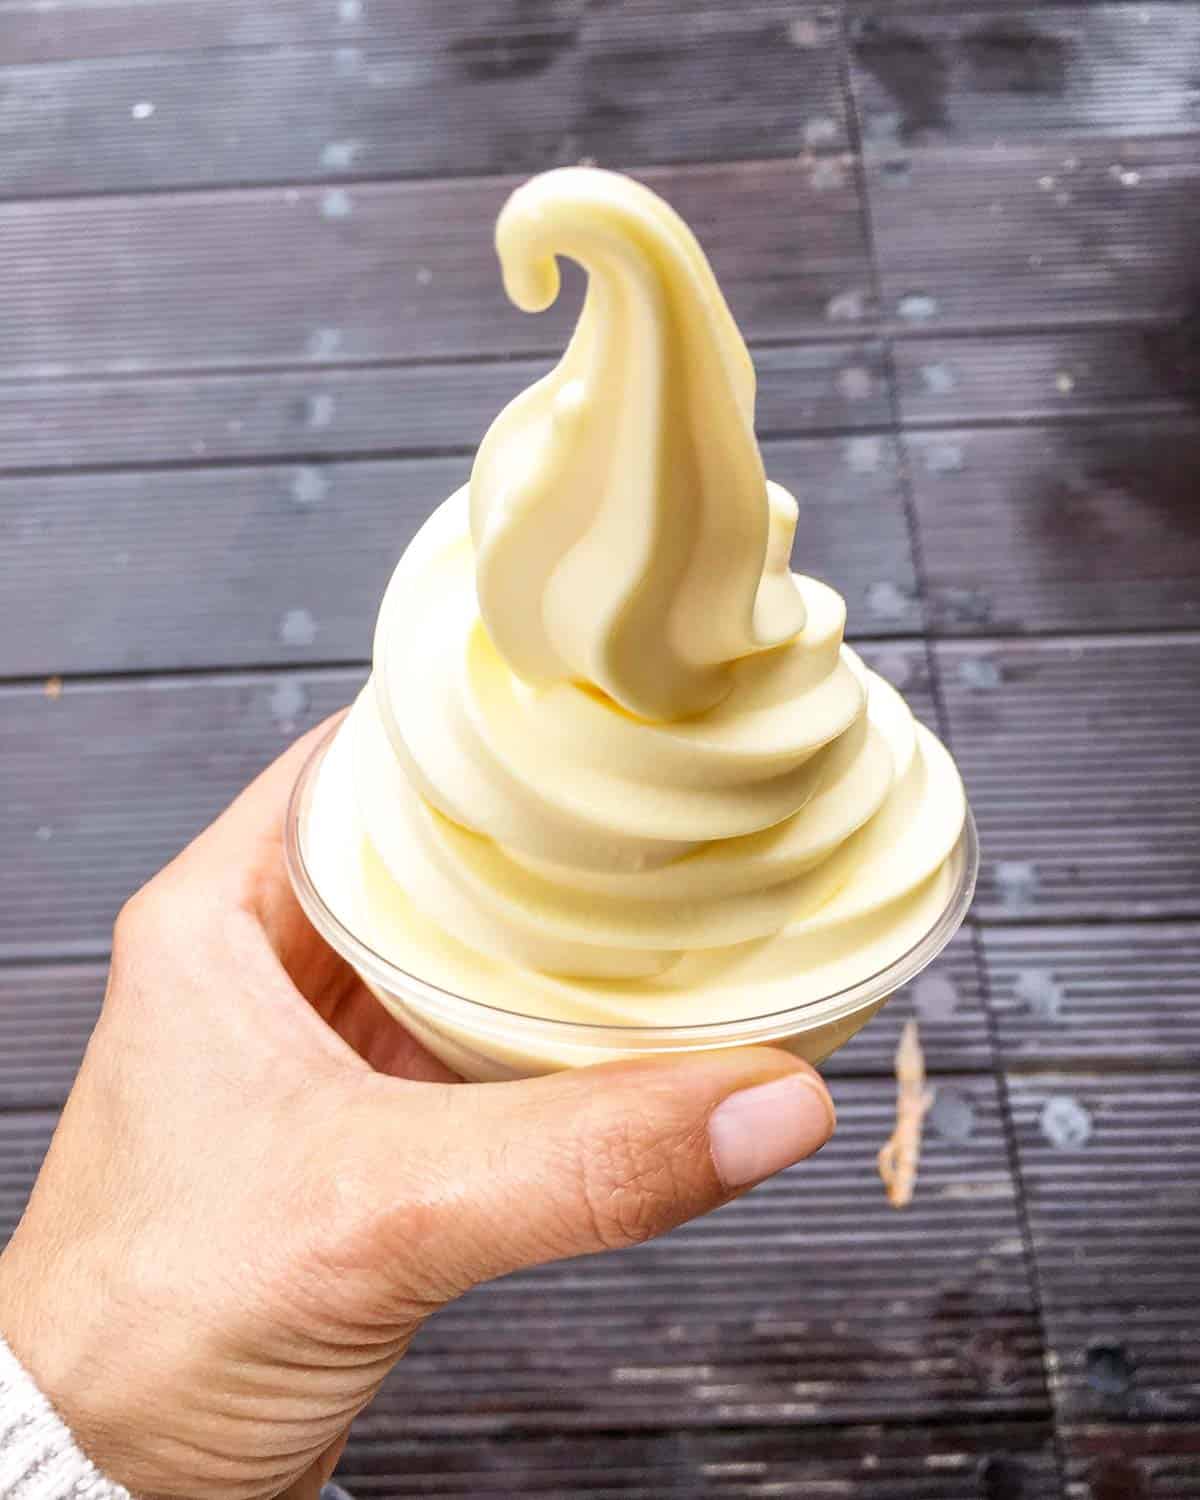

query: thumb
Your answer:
[369,1048,835,1294]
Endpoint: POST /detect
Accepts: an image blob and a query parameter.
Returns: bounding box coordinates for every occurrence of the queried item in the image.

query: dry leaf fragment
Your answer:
[44,676,63,700]
[878,1019,932,1209]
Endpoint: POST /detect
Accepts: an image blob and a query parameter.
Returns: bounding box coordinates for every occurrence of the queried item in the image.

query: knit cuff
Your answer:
[0,1334,130,1500]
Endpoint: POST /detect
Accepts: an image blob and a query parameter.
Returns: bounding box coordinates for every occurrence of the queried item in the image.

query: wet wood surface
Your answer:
[2,4,1197,1496]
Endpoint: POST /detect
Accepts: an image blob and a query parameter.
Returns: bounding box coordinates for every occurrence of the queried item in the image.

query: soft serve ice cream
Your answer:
[301,168,970,1073]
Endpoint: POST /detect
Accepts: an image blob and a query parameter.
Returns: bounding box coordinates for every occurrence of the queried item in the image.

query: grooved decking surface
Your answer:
[2,5,1197,1497]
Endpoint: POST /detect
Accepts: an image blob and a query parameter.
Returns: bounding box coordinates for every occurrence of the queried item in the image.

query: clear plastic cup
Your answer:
[286,729,979,1082]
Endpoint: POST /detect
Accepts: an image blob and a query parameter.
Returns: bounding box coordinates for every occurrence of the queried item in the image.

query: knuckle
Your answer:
[576,1112,698,1252]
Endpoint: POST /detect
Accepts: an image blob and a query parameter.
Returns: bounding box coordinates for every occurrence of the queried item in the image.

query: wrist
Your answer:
[0,1238,133,1493]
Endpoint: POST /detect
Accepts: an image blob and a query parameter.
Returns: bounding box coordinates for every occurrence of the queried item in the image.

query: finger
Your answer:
[357,1048,835,1298]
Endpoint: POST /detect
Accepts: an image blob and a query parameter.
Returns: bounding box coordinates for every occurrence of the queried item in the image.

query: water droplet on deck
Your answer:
[837,366,873,401]
[416,266,434,286]
[845,435,883,473]
[929,1087,976,1143]
[787,17,821,48]
[270,679,310,730]
[131,100,155,121]
[1086,1342,1133,1396]
[322,188,352,219]
[280,608,318,647]
[321,140,362,170]
[919,363,957,395]
[35,825,53,842]
[924,442,965,474]
[291,466,329,507]
[1014,969,1064,1023]
[898,293,938,322]
[826,288,868,322]
[914,973,959,1022]
[958,656,1001,690]
[808,156,845,191]
[1040,1094,1092,1149]
[803,116,840,152]
[307,327,343,359]
[1055,370,1076,394]
[1038,175,1055,191]
[305,393,336,429]
[866,580,912,620]
[994,860,1038,913]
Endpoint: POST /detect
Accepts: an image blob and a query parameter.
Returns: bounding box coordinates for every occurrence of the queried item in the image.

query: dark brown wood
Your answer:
[0,964,103,1109]
[848,5,1200,147]
[937,636,1200,921]
[1063,1424,1200,1500]
[1008,1073,1200,1423]
[0,163,871,381]
[866,138,1200,332]
[0,669,362,959]
[0,436,918,679]
[337,1422,1061,1498]
[906,418,1200,634]
[894,327,1200,425]
[983,924,1200,1068]
[0,3,845,197]
[0,342,889,475]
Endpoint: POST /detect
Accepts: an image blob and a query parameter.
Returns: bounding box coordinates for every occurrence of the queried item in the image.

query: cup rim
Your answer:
[286,725,980,1049]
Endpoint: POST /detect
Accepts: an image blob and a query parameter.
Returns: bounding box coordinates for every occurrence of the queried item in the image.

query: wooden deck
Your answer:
[2,3,1198,1495]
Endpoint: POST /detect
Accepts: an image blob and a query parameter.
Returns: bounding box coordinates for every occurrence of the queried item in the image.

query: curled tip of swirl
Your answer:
[494,167,667,314]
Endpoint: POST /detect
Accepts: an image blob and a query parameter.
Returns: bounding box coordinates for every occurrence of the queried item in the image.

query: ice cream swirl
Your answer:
[316,169,967,1020]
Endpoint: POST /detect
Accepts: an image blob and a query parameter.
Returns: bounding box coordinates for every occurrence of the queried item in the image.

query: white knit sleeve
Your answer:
[0,1336,130,1500]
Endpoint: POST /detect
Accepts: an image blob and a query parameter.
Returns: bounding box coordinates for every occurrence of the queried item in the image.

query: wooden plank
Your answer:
[0,435,919,679]
[0,669,362,959]
[906,418,1200,634]
[337,1422,1061,1498]
[1064,1425,1200,1500]
[0,343,890,474]
[0,932,986,1117]
[894,327,1200,425]
[0,963,103,1109]
[345,1076,1043,1433]
[936,637,1200,921]
[866,138,1200,332]
[0,2,845,196]
[0,163,871,380]
[1009,1073,1200,1423]
[848,5,1200,147]
[0,0,382,62]
[983,923,1200,1069]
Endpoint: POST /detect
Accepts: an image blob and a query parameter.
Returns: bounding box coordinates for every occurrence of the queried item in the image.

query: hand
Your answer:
[0,721,836,1500]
